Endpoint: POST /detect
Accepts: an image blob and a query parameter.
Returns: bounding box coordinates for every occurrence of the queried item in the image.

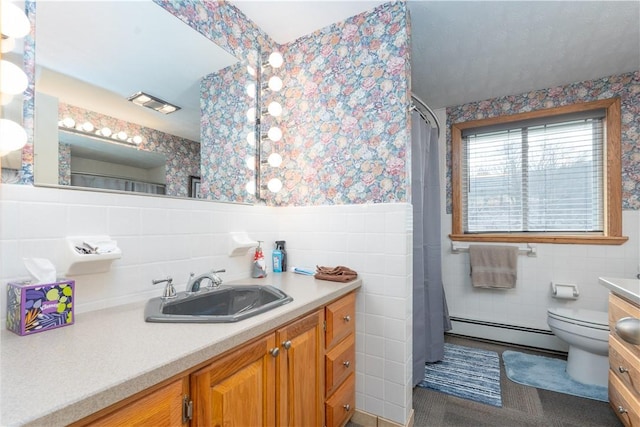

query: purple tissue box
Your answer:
[6,279,75,336]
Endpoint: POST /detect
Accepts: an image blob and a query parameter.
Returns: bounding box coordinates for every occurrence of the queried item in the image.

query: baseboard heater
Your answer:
[448,316,568,353]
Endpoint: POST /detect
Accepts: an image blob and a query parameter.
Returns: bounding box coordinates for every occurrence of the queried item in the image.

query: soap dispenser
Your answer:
[252,241,267,278]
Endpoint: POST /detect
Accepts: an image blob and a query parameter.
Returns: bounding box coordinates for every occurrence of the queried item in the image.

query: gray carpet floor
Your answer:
[348,335,622,427]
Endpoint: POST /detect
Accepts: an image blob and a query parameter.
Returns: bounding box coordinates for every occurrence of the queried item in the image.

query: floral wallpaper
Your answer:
[271,2,411,206]
[445,71,640,212]
[59,104,200,197]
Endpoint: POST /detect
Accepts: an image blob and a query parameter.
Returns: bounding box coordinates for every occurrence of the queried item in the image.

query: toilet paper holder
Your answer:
[550,282,580,299]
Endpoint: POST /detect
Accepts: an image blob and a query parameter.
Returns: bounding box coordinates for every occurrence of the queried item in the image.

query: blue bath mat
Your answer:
[417,343,502,407]
[502,351,608,402]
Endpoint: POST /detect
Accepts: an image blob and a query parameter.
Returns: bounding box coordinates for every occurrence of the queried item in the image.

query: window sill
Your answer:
[449,234,629,245]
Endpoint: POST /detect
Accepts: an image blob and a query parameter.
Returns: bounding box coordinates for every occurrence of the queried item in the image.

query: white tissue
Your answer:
[23,258,57,284]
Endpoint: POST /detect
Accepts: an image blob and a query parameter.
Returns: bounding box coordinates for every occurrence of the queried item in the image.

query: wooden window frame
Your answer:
[450,97,628,245]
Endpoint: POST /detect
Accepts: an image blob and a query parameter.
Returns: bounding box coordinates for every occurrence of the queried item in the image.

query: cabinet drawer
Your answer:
[609,294,640,360]
[326,334,355,396]
[609,373,640,427]
[326,292,355,350]
[610,336,640,400]
[326,373,355,427]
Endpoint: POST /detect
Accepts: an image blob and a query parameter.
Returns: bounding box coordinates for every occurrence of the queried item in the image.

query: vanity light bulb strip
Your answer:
[58,118,144,145]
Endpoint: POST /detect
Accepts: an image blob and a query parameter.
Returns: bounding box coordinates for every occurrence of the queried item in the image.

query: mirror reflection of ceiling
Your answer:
[35,0,239,143]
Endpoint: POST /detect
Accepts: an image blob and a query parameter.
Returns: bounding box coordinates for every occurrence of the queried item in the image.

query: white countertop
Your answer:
[599,276,640,305]
[0,274,361,427]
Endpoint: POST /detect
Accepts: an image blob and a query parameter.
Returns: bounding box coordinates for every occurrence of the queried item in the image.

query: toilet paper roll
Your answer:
[551,282,579,299]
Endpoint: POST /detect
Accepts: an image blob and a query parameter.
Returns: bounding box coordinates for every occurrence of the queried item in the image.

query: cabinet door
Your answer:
[191,334,277,427]
[277,310,324,427]
[83,378,188,427]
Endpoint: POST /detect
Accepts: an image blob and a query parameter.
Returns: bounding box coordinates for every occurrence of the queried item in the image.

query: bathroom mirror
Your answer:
[21,1,249,200]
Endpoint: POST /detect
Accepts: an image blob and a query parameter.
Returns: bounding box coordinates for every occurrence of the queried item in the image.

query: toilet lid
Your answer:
[547,307,609,330]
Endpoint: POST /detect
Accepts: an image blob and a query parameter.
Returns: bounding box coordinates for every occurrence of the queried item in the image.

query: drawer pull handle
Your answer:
[343,360,351,368]
[618,406,628,414]
[615,317,640,345]
[343,315,351,322]
[270,347,280,357]
[282,340,292,350]
[618,366,629,374]
[343,404,351,412]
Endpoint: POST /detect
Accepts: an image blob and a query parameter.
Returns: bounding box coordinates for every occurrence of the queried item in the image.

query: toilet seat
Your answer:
[547,308,609,331]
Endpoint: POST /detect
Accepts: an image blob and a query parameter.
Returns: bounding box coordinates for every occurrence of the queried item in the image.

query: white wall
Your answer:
[435,108,640,345]
[0,184,413,426]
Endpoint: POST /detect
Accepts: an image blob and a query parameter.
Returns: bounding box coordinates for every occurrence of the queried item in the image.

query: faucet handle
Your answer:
[152,276,177,299]
[209,269,225,288]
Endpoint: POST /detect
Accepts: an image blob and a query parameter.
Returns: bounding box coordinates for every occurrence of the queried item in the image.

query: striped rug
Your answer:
[417,343,502,407]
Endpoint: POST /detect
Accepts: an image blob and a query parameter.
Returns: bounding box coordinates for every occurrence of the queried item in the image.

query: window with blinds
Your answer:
[461,112,604,233]
[450,97,626,245]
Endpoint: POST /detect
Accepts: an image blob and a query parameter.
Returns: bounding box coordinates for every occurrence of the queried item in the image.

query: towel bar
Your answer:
[450,242,537,257]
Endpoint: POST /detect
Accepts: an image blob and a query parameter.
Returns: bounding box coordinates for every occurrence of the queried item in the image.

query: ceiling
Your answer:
[233,0,640,110]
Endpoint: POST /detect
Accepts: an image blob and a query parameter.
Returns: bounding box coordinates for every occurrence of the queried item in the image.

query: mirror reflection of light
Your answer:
[267,153,282,167]
[245,155,255,171]
[246,107,256,123]
[82,122,94,132]
[100,127,112,137]
[117,131,127,140]
[0,60,28,95]
[1,1,31,38]
[132,135,143,144]
[245,180,256,195]
[0,118,28,155]
[268,76,283,92]
[267,178,282,193]
[246,83,256,98]
[62,117,75,128]
[246,131,256,146]
[1,37,16,54]
[267,126,282,142]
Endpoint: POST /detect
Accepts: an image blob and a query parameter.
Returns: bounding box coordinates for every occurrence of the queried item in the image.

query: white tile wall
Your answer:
[0,185,414,426]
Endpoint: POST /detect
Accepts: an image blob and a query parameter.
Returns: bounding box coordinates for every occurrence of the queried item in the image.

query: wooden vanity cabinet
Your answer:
[324,292,356,427]
[74,377,189,427]
[73,292,356,427]
[608,293,640,426]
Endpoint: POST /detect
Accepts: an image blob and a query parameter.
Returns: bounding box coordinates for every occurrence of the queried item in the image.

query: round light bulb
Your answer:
[267,101,282,117]
[117,131,127,140]
[0,60,28,95]
[268,76,283,92]
[246,131,256,146]
[268,52,284,68]
[0,118,28,153]
[245,180,256,195]
[267,126,282,142]
[1,1,30,38]
[268,153,282,167]
[246,83,256,98]
[245,155,255,171]
[132,135,143,144]
[246,107,256,123]
[267,178,283,193]
[100,127,112,137]
[81,122,94,132]
[1,37,16,54]
[62,117,75,128]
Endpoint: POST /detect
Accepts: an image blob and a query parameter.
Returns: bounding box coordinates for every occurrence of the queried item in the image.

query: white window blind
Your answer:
[461,112,605,233]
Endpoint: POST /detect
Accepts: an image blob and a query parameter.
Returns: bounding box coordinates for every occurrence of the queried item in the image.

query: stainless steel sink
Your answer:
[144,285,293,323]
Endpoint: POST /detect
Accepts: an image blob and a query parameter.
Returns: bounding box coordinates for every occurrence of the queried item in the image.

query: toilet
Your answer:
[546,307,609,387]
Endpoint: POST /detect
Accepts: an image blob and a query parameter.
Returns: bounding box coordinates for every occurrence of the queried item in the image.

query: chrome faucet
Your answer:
[152,276,177,299]
[186,269,225,293]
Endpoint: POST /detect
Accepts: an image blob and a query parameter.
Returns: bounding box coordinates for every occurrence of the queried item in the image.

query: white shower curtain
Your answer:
[411,110,451,386]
